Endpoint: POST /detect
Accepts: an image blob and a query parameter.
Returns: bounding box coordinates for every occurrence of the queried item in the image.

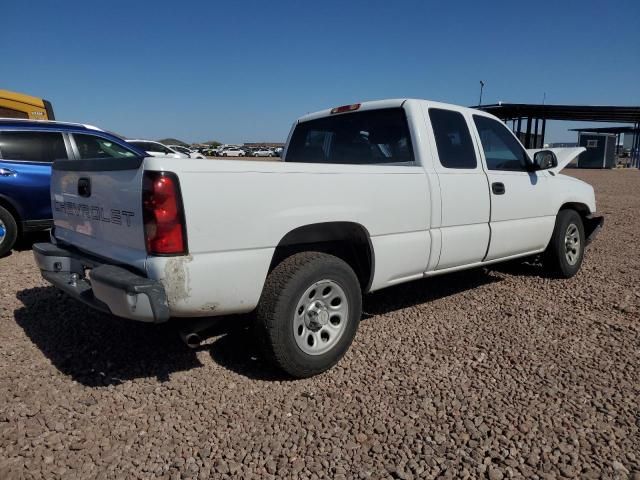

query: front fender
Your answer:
[554,175,597,213]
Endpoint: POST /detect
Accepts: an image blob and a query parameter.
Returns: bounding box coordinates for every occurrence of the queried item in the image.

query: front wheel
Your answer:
[255,252,362,378]
[0,205,18,257]
[543,209,585,278]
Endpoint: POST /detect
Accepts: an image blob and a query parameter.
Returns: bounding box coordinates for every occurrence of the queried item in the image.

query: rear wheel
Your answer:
[543,209,585,278]
[0,205,18,257]
[255,252,362,378]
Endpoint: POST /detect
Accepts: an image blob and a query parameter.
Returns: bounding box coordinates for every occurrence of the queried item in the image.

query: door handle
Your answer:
[0,168,17,177]
[492,182,505,195]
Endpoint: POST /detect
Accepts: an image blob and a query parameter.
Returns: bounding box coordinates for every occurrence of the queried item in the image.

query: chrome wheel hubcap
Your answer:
[293,279,349,356]
[564,223,580,265]
[0,219,5,244]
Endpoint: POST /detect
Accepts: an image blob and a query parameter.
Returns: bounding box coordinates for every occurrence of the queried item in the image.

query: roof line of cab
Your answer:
[296,98,500,123]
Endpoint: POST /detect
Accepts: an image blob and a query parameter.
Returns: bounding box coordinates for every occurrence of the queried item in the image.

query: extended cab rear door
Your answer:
[425,106,491,270]
[470,115,555,260]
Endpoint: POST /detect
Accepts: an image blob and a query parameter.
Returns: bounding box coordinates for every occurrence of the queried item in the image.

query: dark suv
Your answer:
[0,120,143,256]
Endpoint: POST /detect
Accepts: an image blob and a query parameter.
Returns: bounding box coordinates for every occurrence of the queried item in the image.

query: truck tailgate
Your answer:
[51,158,147,269]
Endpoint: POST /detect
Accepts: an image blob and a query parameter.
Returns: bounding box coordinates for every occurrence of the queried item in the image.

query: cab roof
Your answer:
[296,98,500,123]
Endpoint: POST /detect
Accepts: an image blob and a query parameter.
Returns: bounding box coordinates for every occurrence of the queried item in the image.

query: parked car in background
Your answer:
[220,147,245,157]
[0,119,143,256]
[205,145,229,156]
[252,148,275,157]
[167,145,206,159]
[272,147,283,157]
[33,99,602,378]
[126,140,188,158]
[207,146,223,156]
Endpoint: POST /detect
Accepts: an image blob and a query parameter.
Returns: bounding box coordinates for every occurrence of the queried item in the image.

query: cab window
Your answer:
[473,115,529,171]
[0,131,68,162]
[428,108,477,169]
[74,134,137,159]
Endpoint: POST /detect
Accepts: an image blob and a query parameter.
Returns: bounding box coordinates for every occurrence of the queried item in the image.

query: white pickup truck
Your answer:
[33,99,603,377]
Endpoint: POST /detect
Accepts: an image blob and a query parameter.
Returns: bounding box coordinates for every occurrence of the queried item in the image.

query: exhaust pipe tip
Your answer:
[181,332,201,349]
[178,317,221,348]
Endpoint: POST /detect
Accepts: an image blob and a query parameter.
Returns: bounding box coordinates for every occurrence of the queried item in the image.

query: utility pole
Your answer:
[479,80,485,106]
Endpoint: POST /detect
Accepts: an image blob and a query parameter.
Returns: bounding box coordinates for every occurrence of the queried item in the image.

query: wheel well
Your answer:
[0,197,21,232]
[559,202,600,239]
[559,202,590,217]
[270,222,374,292]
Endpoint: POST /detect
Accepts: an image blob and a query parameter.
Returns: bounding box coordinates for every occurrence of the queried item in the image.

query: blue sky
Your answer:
[2,0,638,144]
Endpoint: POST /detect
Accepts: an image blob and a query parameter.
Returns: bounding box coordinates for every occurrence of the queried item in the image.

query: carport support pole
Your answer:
[540,118,546,147]
[636,122,640,168]
[525,117,532,148]
[632,126,635,167]
[534,118,539,148]
[631,122,637,168]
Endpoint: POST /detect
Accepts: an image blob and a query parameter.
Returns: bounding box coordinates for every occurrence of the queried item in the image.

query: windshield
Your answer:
[285,108,414,164]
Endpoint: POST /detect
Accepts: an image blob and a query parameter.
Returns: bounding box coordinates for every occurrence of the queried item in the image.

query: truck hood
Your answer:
[526,147,586,174]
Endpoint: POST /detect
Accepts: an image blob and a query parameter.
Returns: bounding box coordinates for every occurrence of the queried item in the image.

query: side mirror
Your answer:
[533,150,558,170]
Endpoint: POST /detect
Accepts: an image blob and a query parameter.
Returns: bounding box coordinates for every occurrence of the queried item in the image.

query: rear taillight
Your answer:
[142,171,187,255]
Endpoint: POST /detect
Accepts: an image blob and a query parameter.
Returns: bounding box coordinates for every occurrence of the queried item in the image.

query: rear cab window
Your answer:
[0,131,69,162]
[285,108,415,165]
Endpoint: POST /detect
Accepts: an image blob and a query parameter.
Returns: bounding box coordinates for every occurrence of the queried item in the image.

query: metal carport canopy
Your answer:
[568,126,638,134]
[474,103,640,167]
[475,103,640,123]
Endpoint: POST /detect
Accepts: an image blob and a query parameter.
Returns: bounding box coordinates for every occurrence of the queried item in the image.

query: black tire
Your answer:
[0,205,18,257]
[543,209,585,278]
[255,252,362,378]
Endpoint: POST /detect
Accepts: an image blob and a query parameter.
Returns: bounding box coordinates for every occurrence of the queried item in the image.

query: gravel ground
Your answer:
[1,169,639,480]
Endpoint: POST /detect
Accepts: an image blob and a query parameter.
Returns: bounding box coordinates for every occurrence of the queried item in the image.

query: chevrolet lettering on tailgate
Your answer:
[54,200,134,226]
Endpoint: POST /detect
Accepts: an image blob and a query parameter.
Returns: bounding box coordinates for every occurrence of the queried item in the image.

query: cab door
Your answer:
[425,107,491,270]
[470,114,555,261]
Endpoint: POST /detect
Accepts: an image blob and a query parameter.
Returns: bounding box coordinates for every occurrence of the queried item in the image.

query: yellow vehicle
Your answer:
[0,89,55,120]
